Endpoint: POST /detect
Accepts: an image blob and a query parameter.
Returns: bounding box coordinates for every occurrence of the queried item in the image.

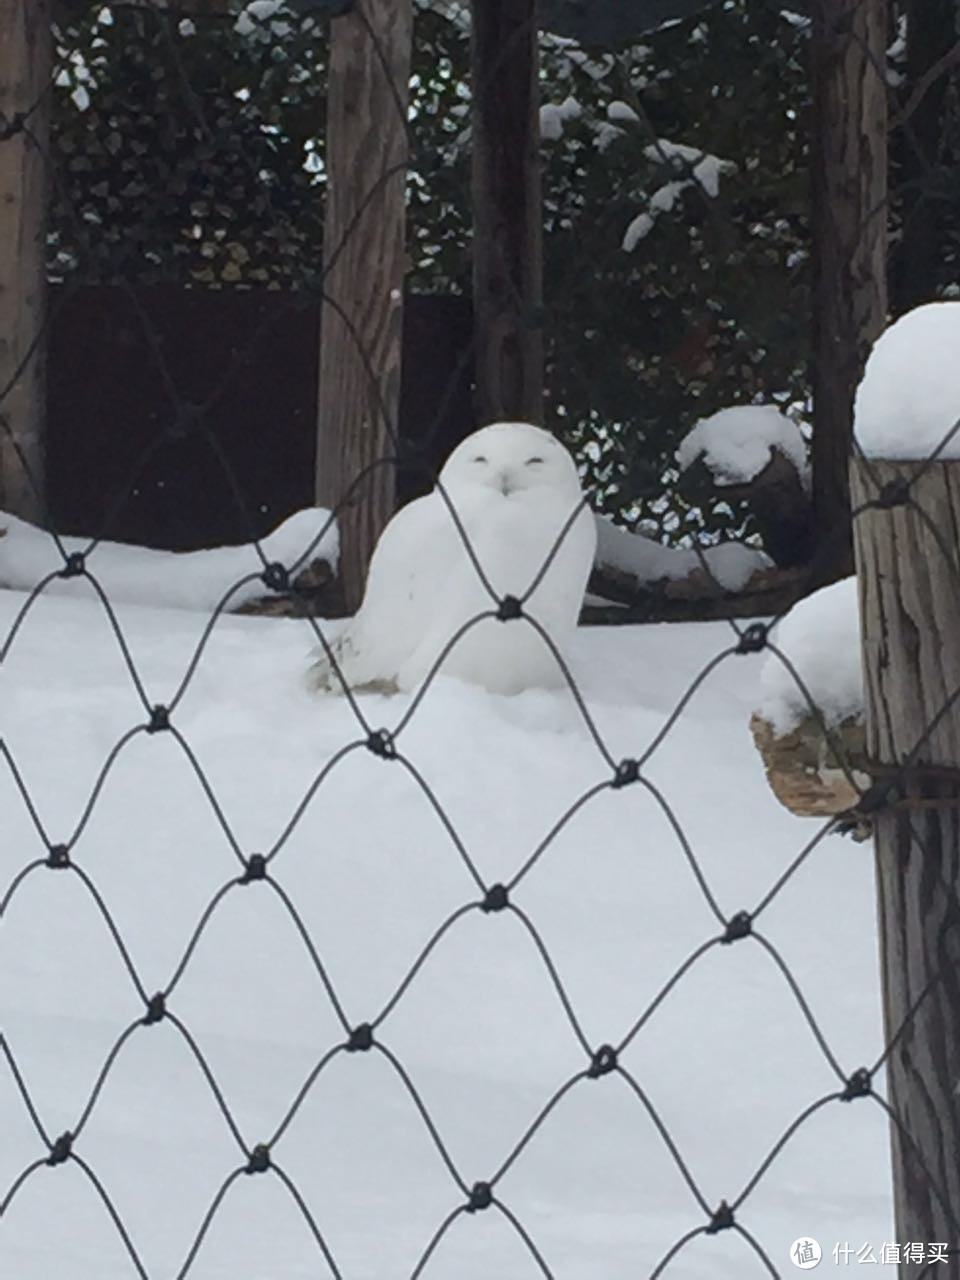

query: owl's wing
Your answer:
[310,489,480,692]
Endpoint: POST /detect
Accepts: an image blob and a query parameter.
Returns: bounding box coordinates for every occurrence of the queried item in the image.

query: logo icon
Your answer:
[790,1239,822,1269]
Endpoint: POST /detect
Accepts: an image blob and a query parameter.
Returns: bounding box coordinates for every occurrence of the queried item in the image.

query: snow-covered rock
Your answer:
[855,301,960,460]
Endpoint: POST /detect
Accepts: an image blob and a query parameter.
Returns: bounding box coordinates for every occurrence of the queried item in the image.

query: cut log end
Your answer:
[749,710,869,818]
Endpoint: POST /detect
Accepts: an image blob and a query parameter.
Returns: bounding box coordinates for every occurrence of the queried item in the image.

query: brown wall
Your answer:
[46,285,474,550]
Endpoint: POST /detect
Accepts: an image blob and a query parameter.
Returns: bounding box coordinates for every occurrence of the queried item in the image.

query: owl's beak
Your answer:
[497,470,515,496]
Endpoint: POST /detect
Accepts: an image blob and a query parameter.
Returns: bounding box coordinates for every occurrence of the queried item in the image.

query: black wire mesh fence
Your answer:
[2,0,960,1276]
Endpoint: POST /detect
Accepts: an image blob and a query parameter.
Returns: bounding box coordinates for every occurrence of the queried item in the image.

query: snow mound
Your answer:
[0,507,337,613]
[757,577,862,732]
[677,405,809,490]
[595,516,771,592]
[855,301,960,460]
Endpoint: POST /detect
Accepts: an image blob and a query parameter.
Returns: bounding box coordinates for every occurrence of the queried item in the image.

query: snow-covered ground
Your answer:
[1,573,894,1279]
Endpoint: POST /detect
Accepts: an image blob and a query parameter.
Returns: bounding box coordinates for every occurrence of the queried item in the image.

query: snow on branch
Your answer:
[619,135,736,250]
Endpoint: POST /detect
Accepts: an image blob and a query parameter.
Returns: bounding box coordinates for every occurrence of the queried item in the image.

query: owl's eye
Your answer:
[526,456,545,465]
[472,455,487,464]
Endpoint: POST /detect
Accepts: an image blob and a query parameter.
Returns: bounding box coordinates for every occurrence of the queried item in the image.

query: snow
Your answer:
[0,508,337,614]
[642,141,737,197]
[649,181,686,214]
[596,516,771,593]
[234,0,286,36]
[677,405,810,491]
[1,572,893,1278]
[622,212,656,251]
[854,302,960,460]
[539,97,582,142]
[594,121,627,153]
[607,101,639,125]
[756,577,862,733]
[623,141,736,249]
[687,154,729,199]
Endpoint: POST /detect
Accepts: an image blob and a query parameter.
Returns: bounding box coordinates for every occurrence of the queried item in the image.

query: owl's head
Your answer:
[439,422,582,501]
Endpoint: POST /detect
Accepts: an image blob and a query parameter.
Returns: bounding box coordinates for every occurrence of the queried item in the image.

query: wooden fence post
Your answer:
[810,0,887,586]
[850,456,960,1257]
[0,0,51,522]
[470,0,543,427]
[315,0,412,615]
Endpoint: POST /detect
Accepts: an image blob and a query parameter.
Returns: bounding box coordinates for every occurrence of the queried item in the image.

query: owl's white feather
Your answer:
[310,422,596,695]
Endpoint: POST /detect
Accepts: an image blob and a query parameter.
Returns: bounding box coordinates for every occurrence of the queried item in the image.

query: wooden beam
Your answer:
[809,0,887,586]
[0,0,51,522]
[471,0,543,426]
[851,457,960,1252]
[315,0,412,614]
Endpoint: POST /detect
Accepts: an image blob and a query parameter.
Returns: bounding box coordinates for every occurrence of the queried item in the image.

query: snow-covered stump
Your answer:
[850,454,960,1255]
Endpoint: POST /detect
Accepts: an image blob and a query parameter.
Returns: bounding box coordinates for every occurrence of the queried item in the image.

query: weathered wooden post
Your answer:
[315,0,413,614]
[851,456,960,1258]
[0,0,51,522]
[810,0,887,584]
[470,0,543,427]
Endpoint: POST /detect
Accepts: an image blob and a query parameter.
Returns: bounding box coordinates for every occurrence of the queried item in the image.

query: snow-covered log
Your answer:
[586,511,807,623]
[0,507,338,614]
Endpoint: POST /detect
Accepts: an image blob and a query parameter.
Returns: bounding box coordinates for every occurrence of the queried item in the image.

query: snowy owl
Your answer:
[310,422,596,696]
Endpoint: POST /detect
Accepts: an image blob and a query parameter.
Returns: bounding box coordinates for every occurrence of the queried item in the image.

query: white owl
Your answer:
[310,422,596,696]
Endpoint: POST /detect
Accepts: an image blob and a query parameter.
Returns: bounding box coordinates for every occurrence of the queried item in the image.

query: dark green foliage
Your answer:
[541,0,725,46]
[537,4,811,540]
[50,5,328,286]
[49,1,815,547]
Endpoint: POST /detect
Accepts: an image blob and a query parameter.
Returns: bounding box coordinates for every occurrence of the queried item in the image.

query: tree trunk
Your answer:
[315,0,412,615]
[809,0,887,587]
[471,0,543,426]
[0,0,51,522]
[850,457,960,1263]
[892,0,956,314]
